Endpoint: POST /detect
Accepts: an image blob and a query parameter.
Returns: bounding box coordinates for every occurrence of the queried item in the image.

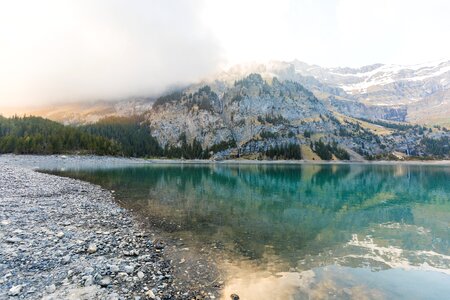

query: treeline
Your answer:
[265,143,302,160]
[163,133,210,159]
[185,86,219,112]
[81,116,162,157]
[0,115,239,159]
[153,91,184,107]
[357,117,434,133]
[257,114,289,125]
[311,140,350,160]
[421,136,449,157]
[0,116,120,155]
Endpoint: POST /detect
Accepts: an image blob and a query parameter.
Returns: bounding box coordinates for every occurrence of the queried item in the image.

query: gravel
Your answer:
[0,157,220,299]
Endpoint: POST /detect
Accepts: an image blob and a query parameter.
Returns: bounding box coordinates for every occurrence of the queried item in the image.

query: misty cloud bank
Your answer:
[2,0,449,108]
[0,0,222,107]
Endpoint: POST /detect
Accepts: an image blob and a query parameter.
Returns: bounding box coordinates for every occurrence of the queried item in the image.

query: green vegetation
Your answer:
[358,117,416,131]
[287,131,296,138]
[231,94,243,103]
[304,130,311,138]
[153,91,184,107]
[257,114,289,125]
[186,85,219,112]
[260,131,280,139]
[0,116,120,155]
[265,143,302,160]
[0,115,236,159]
[163,133,209,159]
[421,136,449,157]
[234,73,265,87]
[338,127,351,137]
[209,139,237,153]
[82,116,162,157]
[311,140,350,160]
[365,153,400,161]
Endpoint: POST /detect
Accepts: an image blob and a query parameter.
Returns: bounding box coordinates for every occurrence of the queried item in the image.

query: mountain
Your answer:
[203,61,413,123]
[0,98,154,125]
[145,73,449,160]
[1,59,449,160]
[291,59,450,126]
[5,59,448,127]
[199,59,450,126]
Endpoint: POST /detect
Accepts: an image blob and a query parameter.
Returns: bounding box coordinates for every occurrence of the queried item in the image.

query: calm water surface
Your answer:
[48,163,450,300]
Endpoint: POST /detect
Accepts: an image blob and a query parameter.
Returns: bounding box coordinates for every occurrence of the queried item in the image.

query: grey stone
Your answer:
[109,264,120,273]
[99,276,112,287]
[8,285,22,296]
[124,265,134,274]
[46,284,56,294]
[87,243,97,253]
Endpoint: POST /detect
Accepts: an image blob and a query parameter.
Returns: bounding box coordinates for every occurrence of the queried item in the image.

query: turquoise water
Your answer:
[50,163,450,299]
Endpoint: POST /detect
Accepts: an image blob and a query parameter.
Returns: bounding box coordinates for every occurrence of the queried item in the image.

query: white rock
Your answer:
[87,243,97,253]
[99,276,112,287]
[137,271,145,279]
[8,285,22,296]
[145,290,156,299]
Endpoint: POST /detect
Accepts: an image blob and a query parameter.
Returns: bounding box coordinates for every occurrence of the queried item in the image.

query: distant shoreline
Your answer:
[1,154,449,168]
[146,158,450,166]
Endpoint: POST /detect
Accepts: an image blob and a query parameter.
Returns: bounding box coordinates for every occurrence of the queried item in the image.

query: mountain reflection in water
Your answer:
[49,163,450,300]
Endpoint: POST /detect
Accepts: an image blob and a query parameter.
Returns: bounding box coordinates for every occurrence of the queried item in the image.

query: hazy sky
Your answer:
[0,0,449,107]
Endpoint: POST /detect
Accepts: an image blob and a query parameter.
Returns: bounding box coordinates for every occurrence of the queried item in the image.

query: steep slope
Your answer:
[203,59,449,125]
[291,59,450,126]
[145,74,449,160]
[200,61,408,122]
[147,74,330,150]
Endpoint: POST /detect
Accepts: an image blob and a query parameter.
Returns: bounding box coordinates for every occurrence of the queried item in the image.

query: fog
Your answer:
[1,0,449,108]
[0,0,222,107]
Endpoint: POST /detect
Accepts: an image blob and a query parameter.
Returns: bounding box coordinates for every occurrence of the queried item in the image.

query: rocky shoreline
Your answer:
[0,157,220,299]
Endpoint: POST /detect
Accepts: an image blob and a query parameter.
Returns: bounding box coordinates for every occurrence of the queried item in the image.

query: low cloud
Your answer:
[0,0,223,107]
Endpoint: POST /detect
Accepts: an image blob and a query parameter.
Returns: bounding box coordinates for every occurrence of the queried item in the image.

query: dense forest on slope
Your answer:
[0,116,217,159]
[0,116,120,155]
[81,116,162,157]
[0,115,167,157]
[312,140,350,160]
[421,136,450,157]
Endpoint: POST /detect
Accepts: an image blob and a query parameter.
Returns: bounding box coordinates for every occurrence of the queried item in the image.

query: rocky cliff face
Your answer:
[291,59,450,126]
[329,98,407,122]
[146,74,330,149]
[199,61,412,123]
[200,59,450,126]
[145,73,449,159]
[10,59,447,127]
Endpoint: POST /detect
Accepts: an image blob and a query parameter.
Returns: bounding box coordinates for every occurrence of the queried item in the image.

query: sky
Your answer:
[0,0,449,107]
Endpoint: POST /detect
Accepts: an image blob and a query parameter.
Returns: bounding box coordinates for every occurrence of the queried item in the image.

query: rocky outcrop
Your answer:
[144,73,449,159]
[146,74,330,150]
[329,98,407,122]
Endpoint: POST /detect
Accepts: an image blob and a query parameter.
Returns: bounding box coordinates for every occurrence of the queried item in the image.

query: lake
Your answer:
[47,162,450,299]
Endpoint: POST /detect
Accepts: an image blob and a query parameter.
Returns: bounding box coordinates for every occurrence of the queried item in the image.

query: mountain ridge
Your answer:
[3,59,448,126]
[144,73,449,160]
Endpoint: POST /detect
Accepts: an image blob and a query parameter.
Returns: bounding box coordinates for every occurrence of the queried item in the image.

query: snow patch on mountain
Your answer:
[328,60,450,93]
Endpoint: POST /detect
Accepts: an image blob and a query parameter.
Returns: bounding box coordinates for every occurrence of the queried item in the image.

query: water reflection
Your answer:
[49,163,450,299]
